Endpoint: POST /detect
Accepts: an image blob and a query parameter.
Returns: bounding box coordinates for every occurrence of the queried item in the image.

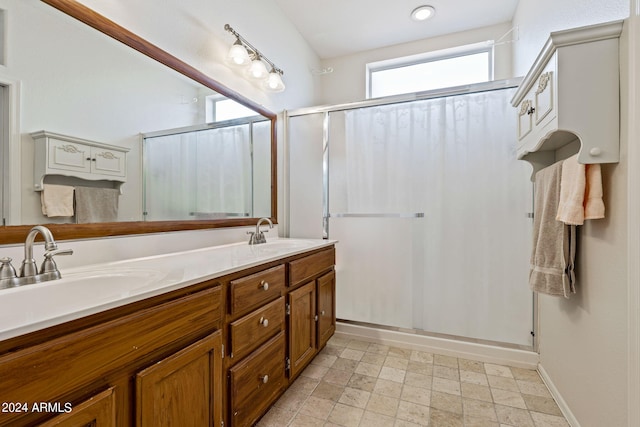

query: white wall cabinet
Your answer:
[31,130,129,191]
[511,21,623,177]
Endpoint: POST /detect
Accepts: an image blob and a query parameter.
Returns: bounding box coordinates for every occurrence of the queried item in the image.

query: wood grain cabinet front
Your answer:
[36,387,116,427]
[229,296,285,361]
[229,265,285,316]
[229,332,287,427]
[136,331,223,427]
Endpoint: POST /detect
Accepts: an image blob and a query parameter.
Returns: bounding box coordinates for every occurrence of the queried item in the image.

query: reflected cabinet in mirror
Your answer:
[0,0,276,243]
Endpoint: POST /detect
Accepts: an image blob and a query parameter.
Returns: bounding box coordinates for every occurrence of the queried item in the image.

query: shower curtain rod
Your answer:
[286,78,522,117]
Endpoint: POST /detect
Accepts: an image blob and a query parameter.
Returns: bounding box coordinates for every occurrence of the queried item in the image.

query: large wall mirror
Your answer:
[0,0,277,243]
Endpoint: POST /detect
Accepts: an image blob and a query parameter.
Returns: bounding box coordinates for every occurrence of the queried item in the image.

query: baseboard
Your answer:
[335,321,539,369]
[537,364,580,427]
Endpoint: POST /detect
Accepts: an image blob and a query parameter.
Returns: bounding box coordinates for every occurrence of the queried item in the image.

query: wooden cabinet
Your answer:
[288,281,317,379]
[287,248,336,380]
[37,388,116,427]
[136,332,222,427]
[0,244,336,427]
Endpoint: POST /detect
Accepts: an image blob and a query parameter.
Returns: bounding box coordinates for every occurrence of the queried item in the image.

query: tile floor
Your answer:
[257,336,570,427]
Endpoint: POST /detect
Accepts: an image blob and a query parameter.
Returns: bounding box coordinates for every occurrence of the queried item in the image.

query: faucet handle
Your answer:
[44,248,74,258]
[41,248,73,274]
[0,257,17,280]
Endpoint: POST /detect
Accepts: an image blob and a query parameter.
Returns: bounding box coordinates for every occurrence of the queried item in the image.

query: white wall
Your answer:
[318,22,514,105]
[511,1,631,426]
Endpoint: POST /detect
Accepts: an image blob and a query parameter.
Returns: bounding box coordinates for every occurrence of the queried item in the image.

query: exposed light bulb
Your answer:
[246,58,268,80]
[226,40,250,66]
[263,70,285,92]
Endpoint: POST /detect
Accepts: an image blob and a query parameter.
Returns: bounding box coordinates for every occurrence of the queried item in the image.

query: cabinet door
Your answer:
[136,331,222,427]
[288,281,317,379]
[48,139,91,174]
[36,388,116,427]
[90,147,126,177]
[317,271,336,350]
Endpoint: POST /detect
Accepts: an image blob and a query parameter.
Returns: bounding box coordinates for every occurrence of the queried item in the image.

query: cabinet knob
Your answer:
[260,280,269,291]
[589,147,602,156]
[260,375,269,384]
[314,315,319,322]
[527,107,536,116]
[259,317,269,327]
[321,310,326,316]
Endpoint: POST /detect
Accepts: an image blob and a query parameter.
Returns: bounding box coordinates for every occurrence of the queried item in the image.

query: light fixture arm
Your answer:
[224,24,284,76]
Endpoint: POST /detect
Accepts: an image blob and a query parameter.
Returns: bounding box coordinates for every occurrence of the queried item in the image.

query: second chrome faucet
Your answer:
[247,217,274,245]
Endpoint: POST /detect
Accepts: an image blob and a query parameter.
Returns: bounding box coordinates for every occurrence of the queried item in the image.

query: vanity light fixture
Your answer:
[410,5,436,21]
[224,24,285,92]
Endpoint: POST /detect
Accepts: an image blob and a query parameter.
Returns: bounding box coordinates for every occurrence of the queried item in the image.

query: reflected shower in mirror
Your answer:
[143,119,271,221]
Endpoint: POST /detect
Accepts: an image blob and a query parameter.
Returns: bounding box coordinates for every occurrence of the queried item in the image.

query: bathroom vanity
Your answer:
[0,239,336,427]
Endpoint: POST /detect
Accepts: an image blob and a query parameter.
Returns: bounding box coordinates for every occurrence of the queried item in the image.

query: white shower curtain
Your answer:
[329,88,534,346]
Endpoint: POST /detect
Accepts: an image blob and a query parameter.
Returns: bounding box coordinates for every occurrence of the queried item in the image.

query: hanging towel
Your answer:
[41,184,75,217]
[74,187,119,223]
[556,155,605,225]
[530,162,576,298]
[584,163,605,220]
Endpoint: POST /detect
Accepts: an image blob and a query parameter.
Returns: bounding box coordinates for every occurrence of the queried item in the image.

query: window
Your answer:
[367,43,493,98]
[205,96,256,122]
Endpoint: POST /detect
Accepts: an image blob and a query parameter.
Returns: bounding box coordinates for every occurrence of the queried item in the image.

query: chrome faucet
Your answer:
[0,225,73,289]
[247,217,274,245]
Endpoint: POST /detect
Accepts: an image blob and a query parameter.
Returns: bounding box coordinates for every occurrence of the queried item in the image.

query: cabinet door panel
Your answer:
[288,281,316,378]
[48,139,91,173]
[36,387,116,427]
[317,271,336,350]
[136,331,222,427]
[91,148,126,177]
[230,296,285,361]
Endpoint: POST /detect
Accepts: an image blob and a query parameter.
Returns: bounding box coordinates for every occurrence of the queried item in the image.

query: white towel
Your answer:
[556,155,605,225]
[41,184,75,217]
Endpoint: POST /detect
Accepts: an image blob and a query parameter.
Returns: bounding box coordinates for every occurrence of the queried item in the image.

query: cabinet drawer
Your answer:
[230,296,285,361]
[289,247,335,287]
[229,332,287,427]
[229,265,284,316]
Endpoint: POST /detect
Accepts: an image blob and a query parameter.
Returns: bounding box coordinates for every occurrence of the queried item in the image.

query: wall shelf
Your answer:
[510,20,623,178]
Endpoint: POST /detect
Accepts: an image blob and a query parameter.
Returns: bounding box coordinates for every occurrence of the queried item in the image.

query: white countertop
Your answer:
[0,238,335,341]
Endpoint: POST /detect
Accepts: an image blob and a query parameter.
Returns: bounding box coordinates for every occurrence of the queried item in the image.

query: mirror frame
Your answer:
[0,0,277,244]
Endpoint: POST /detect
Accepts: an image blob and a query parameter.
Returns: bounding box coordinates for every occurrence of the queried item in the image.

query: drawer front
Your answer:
[229,332,287,427]
[0,286,221,426]
[230,296,285,361]
[230,265,284,316]
[289,247,335,287]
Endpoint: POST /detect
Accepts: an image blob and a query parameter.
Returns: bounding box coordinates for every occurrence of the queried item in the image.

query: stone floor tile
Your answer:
[379,366,407,383]
[289,413,325,427]
[488,375,520,392]
[289,375,320,395]
[362,352,387,366]
[367,343,391,355]
[516,380,551,398]
[256,406,297,427]
[510,367,543,383]
[522,394,563,416]
[347,373,378,392]
[429,408,464,426]
[396,400,430,425]
[347,339,372,351]
[430,391,463,414]
[299,396,335,420]
[463,398,498,421]
[461,370,489,386]
[384,356,410,370]
[400,384,431,406]
[410,350,434,364]
[433,365,460,381]
[404,371,433,389]
[529,411,570,427]
[355,361,382,377]
[491,389,527,409]
[302,364,329,380]
[332,357,360,373]
[339,387,371,409]
[464,415,500,427]
[312,381,345,402]
[494,404,534,427]
[458,358,485,373]
[461,382,493,402]
[434,354,459,368]
[366,393,400,417]
[485,363,514,378]
[360,410,396,427]
[327,402,364,427]
[324,368,353,386]
[312,353,337,368]
[374,378,404,398]
[327,336,350,347]
[432,377,461,396]
[407,361,433,376]
[388,347,413,359]
[341,348,365,361]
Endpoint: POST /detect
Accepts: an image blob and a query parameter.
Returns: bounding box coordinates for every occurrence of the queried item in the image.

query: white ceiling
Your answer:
[273,0,520,59]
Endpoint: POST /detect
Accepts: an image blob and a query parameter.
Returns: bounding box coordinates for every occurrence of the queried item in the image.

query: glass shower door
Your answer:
[326,88,534,346]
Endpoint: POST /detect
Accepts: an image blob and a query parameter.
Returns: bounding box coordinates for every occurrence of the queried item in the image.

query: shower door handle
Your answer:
[328,213,425,218]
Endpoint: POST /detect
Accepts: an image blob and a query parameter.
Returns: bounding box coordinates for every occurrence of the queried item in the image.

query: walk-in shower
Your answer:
[287,80,534,348]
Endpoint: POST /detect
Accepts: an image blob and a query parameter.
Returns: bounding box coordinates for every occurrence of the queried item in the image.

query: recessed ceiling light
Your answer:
[410,5,436,21]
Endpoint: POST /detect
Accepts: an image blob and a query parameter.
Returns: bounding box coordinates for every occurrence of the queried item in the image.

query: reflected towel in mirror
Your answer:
[41,184,75,217]
[75,187,119,223]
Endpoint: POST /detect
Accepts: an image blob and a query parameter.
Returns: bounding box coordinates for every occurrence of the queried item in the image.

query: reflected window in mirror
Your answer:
[206,95,258,122]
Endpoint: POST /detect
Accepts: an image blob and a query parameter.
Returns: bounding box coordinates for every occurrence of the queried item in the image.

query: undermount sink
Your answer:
[0,267,171,336]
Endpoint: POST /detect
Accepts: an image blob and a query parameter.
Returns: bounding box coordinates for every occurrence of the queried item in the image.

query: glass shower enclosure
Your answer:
[288,81,534,347]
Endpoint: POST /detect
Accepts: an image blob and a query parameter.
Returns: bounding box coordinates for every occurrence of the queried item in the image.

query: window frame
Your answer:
[366,42,494,99]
